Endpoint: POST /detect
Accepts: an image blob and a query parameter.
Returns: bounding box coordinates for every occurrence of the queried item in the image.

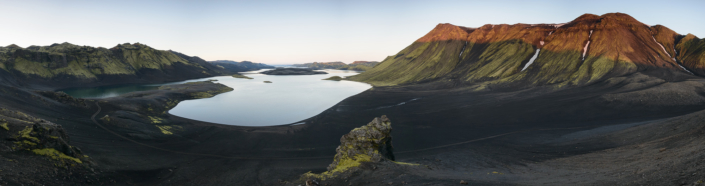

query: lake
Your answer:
[62,69,371,126]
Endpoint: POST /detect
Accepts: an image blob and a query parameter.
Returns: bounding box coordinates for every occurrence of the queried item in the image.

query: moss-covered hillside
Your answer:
[676,34,705,75]
[350,13,703,88]
[0,43,227,89]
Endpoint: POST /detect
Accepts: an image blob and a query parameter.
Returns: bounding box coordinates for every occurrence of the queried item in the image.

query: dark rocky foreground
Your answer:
[0,68,704,185]
[261,68,328,75]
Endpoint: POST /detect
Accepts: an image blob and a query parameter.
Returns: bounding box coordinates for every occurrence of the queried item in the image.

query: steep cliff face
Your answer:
[0,43,227,89]
[351,13,699,88]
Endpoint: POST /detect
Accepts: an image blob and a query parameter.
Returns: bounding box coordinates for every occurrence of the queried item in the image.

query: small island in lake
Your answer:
[322,76,343,81]
[260,68,328,75]
[232,74,253,79]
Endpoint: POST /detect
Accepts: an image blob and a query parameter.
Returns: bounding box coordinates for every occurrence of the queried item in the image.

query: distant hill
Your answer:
[0,42,229,89]
[293,61,379,71]
[350,13,705,88]
[208,60,274,72]
[292,62,346,69]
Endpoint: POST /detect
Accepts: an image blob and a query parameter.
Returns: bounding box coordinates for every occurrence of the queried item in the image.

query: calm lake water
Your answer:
[62,69,371,126]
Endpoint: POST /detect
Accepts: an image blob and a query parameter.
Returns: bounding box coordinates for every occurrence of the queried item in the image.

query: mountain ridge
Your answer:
[0,42,230,89]
[293,61,380,71]
[208,60,274,72]
[350,13,704,88]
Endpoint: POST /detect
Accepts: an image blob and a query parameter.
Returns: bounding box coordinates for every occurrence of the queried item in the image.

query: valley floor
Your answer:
[1,72,705,185]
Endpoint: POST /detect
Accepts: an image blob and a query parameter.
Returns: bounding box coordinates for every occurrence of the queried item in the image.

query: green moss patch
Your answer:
[156,125,182,135]
[148,116,165,124]
[303,154,372,180]
[13,57,54,78]
[31,148,82,164]
[100,115,111,122]
[15,140,37,147]
[17,126,39,142]
[188,85,234,99]
[0,122,8,131]
[190,92,215,98]
[393,161,420,166]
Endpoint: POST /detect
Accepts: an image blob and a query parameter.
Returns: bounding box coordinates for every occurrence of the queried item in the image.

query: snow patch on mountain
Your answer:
[651,36,674,61]
[582,30,593,60]
[522,49,541,71]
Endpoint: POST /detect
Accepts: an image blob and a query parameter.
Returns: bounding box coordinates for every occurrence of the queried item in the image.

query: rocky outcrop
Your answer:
[327,115,394,172]
[1,107,88,166]
[350,13,702,88]
[260,68,327,75]
[0,42,227,89]
[301,116,394,182]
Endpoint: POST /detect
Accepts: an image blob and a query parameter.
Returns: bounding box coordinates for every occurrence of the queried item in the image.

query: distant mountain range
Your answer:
[350,13,705,88]
[0,43,270,90]
[208,60,274,72]
[293,61,379,71]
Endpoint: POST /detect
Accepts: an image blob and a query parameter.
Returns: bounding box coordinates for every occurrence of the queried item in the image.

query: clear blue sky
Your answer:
[1,0,703,64]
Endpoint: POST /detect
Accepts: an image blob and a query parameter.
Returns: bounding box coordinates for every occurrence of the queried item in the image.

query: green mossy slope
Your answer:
[350,39,539,86]
[455,40,535,82]
[676,34,705,75]
[349,40,466,86]
[351,13,701,89]
[351,38,637,88]
[511,50,637,86]
[0,42,224,88]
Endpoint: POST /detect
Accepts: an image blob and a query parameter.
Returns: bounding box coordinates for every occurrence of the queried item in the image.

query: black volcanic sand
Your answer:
[1,70,705,185]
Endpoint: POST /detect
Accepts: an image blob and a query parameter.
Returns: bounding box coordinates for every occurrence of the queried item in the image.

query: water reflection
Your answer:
[169,69,371,126]
[60,69,371,126]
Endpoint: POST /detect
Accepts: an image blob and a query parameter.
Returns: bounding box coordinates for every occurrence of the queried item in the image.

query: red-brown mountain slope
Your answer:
[351,13,701,88]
